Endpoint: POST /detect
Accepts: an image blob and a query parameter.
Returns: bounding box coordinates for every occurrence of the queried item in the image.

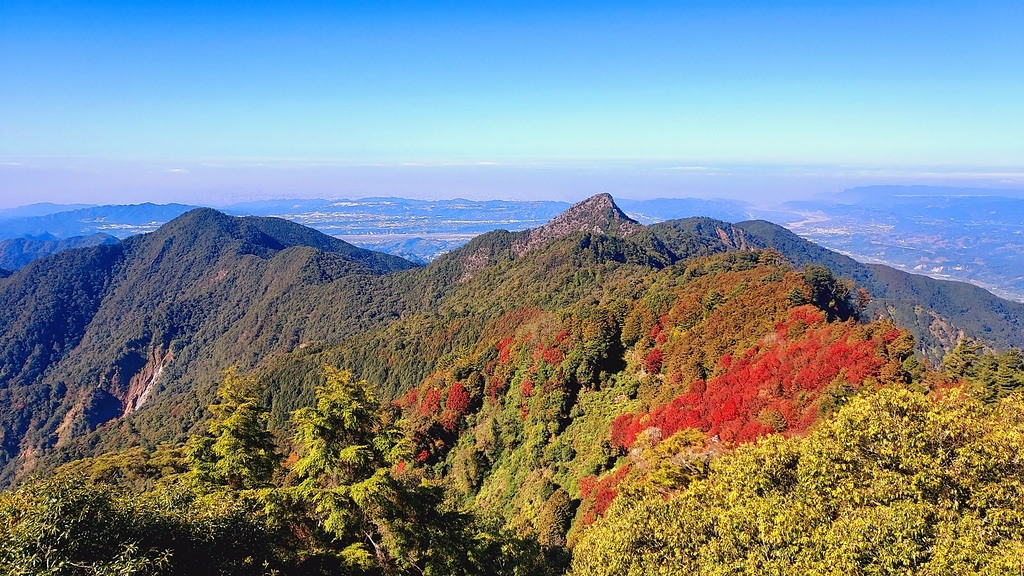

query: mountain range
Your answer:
[0,209,415,483]
[0,233,119,270]
[4,187,1024,301]
[5,193,1024,576]
[0,194,1021,486]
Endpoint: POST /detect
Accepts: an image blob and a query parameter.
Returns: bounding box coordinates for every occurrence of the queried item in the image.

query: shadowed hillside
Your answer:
[0,233,119,270]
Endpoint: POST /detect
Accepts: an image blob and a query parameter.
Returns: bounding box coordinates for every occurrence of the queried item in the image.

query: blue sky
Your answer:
[1,1,1022,206]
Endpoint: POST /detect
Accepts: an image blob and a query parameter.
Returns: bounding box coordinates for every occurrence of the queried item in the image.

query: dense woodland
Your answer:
[3,196,1024,574]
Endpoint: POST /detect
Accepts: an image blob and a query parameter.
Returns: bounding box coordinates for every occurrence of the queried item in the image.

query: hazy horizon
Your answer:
[2,158,1023,210]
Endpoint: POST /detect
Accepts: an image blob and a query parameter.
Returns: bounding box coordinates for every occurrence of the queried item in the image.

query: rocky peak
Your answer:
[515,193,643,255]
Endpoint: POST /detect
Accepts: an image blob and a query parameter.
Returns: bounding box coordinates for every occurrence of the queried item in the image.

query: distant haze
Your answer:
[2,158,1023,209]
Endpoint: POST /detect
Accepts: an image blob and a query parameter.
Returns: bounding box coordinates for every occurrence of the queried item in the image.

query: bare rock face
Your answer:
[514,193,643,256]
[122,346,173,416]
[714,225,755,252]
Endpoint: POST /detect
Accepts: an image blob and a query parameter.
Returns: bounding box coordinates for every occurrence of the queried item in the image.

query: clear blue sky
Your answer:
[1,0,1022,206]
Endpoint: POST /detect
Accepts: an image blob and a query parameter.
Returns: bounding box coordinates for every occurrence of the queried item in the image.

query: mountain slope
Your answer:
[6,195,1024,486]
[0,233,119,270]
[250,198,1024,431]
[363,251,914,552]
[257,201,759,414]
[734,219,1024,357]
[0,209,417,483]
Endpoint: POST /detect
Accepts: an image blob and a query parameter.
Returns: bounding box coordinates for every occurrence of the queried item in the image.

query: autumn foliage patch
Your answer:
[644,348,664,374]
[612,306,887,450]
[439,382,471,431]
[578,464,632,525]
[417,387,444,417]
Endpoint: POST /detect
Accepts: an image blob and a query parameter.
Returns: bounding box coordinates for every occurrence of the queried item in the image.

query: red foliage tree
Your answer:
[496,336,515,364]
[543,345,565,366]
[578,465,632,524]
[418,387,443,416]
[439,382,471,431]
[393,387,419,410]
[645,348,664,374]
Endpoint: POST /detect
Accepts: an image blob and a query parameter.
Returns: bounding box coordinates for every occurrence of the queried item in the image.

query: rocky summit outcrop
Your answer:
[514,193,643,256]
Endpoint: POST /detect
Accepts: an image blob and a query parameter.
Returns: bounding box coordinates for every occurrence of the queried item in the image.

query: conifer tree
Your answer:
[187,367,281,489]
[287,366,521,575]
[289,366,412,571]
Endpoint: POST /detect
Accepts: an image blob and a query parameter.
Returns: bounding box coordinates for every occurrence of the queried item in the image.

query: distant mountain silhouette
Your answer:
[0,202,97,220]
[0,203,200,240]
[0,233,119,270]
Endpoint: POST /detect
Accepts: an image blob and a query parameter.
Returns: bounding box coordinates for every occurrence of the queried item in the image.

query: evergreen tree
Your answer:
[187,367,281,489]
[943,338,984,380]
[995,349,1024,397]
[801,264,855,320]
[289,366,473,575]
[945,340,1024,401]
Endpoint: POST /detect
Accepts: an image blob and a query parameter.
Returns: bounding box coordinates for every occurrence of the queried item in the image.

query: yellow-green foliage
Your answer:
[571,387,1024,575]
[187,367,282,490]
[0,473,284,576]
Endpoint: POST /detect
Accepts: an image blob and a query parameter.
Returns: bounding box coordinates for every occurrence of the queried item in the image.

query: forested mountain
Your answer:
[5,195,1024,485]
[0,209,417,484]
[734,220,1024,358]
[4,195,1024,575]
[0,232,119,270]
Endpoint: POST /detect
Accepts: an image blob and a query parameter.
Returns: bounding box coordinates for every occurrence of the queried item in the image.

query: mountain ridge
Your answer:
[733,219,1024,356]
[0,233,120,270]
[0,203,201,240]
[2,194,1023,485]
